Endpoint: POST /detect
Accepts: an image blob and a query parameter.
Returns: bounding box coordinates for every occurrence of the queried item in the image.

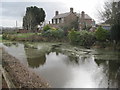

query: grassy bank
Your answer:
[2,33,68,43]
[2,30,120,51]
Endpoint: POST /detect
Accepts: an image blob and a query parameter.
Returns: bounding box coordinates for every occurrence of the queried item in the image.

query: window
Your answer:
[55,19,57,24]
[59,18,61,23]
[57,19,59,23]
[61,18,64,23]
[53,19,56,24]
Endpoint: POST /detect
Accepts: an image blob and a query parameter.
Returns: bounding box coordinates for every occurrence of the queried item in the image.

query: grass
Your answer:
[0,35,2,42]
[15,33,35,38]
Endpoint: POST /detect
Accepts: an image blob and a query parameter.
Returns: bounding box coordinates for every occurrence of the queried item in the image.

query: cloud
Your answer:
[1,0,107,27]
[1,2,67,27]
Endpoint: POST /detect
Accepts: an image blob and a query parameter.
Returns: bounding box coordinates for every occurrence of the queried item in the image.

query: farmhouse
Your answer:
[51,8,95,30]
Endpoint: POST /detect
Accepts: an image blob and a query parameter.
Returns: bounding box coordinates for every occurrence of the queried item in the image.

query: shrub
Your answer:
[42,29,64,39]
[95,26,110,41]
[51,29,64,38]
[68,29,95,46]
[43,25,51,31]
[78,31,95,46]
[42,30,51,37]
[68,29,79,45]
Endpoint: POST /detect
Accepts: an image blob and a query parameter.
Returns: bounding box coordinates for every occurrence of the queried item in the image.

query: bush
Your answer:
[51,29,64,38]
[43,25,51,31]
[42,28,64,39]
[78,31,95,46]
[68,29,95,46]
[95,26,110,41]
[68,29,79,45]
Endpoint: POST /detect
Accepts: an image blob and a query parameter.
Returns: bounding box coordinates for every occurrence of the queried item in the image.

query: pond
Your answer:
[1,42,120,88]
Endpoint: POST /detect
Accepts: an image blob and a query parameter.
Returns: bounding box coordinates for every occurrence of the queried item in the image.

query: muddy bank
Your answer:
[2,49,50,88]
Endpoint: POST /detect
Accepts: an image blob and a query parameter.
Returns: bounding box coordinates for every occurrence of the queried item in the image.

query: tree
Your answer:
[99,1,120,42]
[23,6,46,31]
[95,26,110,41]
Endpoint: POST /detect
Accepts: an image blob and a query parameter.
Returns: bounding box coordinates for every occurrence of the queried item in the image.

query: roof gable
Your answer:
[52,12,70,19]
[53,12,92,20]
[84,14,92,19]
[76,13,92,19]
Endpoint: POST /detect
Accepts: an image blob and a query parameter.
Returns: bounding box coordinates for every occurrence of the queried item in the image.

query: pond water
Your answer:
[1,42,120,88]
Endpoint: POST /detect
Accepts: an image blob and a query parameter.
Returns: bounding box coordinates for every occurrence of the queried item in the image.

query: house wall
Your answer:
[64,13,78,24]
[51,9,95,30]
[79,19,94,30]
[85,19,93,26]
[52,13,78,29]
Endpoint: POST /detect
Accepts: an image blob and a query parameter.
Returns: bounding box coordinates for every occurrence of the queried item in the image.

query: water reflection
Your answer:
[3,42,18,47]
[95,59,120,88]
[25,49,46,68]
[2,42,120,88]
[3,42,28,66]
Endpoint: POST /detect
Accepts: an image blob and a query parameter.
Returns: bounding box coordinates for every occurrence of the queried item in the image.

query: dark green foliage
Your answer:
[50,29,64,38]
[68,29,78,44]
[23,6,46,30]
[111,24,120,42]
[95,26,110,41]
[110,1,120,43]
[100,1,120,43]
[68,29,95,46]
[42,28,64,39]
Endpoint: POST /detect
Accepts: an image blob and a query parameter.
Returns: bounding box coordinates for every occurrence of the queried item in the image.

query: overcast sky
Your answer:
[1,0,109,27]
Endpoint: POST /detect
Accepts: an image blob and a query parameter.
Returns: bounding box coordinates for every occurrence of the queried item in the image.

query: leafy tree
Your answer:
[95,26,110,41]
[99,1,120,42]
[23,6,46,31]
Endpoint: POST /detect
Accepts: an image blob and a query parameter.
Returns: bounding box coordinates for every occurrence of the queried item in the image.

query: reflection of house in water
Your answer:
[25,49,46,68]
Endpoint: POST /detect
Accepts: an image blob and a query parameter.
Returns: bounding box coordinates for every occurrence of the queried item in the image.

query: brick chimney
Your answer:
[70,8,73,13]
[81,11,85,18]
[55,11,59,16]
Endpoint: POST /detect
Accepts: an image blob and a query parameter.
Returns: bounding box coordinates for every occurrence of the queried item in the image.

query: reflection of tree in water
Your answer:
[25,49,46,68]
[51,48,80,65]
[27,54,46,68]
[67,55,79,64]
[95,59,120,88]
[50,48,60,56]
[3,42,18,47]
